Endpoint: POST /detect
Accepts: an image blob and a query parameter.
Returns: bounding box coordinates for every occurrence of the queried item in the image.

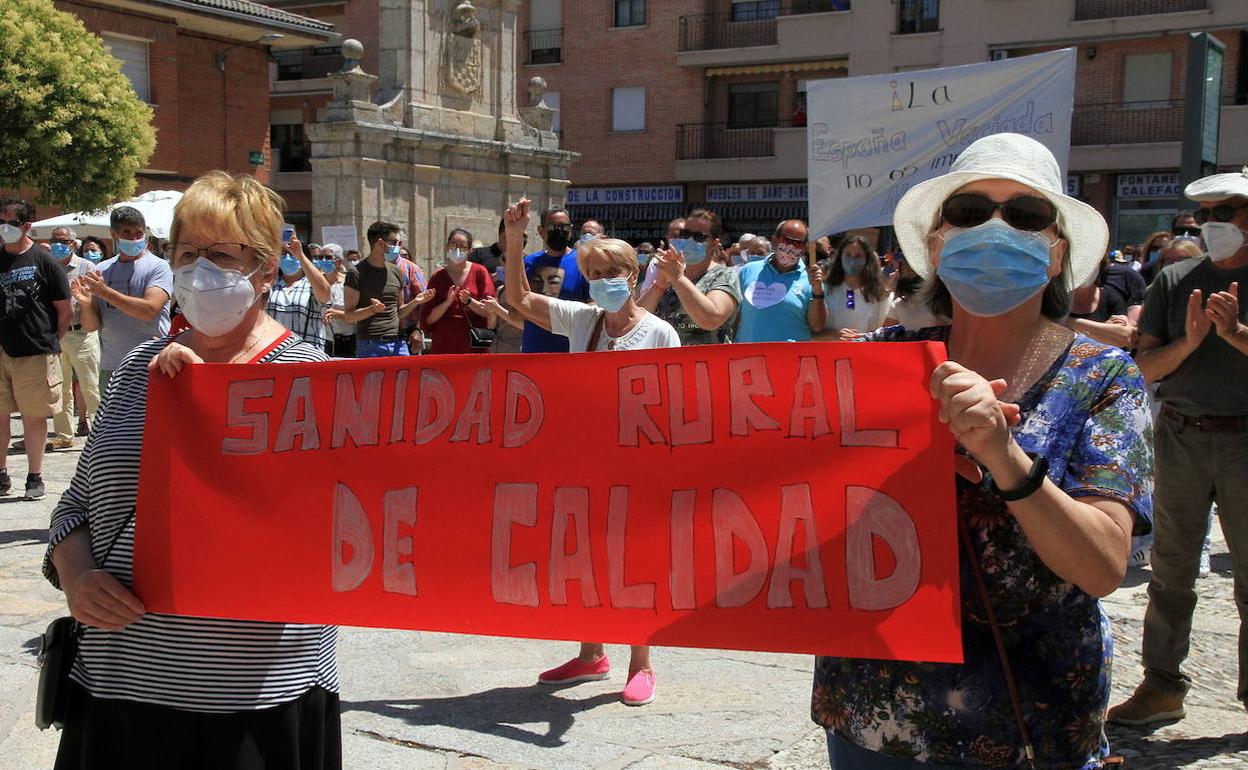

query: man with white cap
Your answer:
[1109,167,1248,726]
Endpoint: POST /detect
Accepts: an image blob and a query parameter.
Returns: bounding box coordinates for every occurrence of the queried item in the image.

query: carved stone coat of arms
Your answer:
[443,1,483,99]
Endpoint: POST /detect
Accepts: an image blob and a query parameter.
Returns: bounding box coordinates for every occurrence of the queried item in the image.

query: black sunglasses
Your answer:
[678,229,710,243]
[1194,204,1248,225]
[941,193,1058,232]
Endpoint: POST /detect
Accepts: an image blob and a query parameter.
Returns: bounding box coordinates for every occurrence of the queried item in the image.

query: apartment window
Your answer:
[614,0,645,27]
[103,35,150,103]
[612,87,646,132]
[274,46,344,81]
[728,82,779,128]
[1123,52,1173,107]
[897,0,939,34]
[271,124,311,173]
[731,0,781,21]
[528,0,562,64]
[547,91,562,134]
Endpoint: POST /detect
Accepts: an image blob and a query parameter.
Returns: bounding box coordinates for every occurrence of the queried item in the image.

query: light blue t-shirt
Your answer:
[94,252,174,369]
[735,258,815,343]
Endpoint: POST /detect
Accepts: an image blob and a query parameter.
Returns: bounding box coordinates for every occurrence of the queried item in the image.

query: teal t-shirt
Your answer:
[735,258,815,343]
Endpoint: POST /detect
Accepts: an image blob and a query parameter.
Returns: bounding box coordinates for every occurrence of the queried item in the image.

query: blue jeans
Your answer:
[826,732,959,769]
[355,338,408,358]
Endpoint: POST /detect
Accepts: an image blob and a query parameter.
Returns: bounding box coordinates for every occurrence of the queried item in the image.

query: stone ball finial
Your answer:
[528,76,548,104]
[454,1,477,17]
[341,38,364,61]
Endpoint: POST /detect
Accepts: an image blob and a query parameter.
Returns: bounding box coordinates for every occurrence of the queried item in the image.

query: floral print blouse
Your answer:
[813,325,1154,769]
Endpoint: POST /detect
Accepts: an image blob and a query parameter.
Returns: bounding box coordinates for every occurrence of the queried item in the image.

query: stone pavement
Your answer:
[0,424,1243,769]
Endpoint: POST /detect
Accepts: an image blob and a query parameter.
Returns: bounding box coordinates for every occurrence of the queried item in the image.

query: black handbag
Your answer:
[35,616,81,730]
[468,326,496,349]
[36,509,136,731]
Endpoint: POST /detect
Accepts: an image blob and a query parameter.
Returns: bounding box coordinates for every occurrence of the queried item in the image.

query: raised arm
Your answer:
[656,248,737,330]
[503,199,554,330]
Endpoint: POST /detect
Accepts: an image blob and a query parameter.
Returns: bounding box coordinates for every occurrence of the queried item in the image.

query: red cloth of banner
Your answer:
[134,342,961,663]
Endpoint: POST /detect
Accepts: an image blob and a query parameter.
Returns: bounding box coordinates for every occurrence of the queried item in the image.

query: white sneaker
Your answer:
[1199,547,1212,579]
[1128,548,1151,568]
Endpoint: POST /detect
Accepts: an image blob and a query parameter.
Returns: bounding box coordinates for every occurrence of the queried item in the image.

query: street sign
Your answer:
[249,150,265,166]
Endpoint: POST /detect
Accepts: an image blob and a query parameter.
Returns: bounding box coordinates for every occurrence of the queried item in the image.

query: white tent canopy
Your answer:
[29,189,183,241]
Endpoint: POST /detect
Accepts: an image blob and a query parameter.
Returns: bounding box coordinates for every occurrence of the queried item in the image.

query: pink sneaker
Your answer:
[538,655,610,685]
[622,669,656,706]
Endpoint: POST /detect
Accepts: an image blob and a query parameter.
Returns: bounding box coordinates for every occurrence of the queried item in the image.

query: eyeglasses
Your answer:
[1194,204,1248,225]
[941,193,1058,232]
[778,235,806,248]
[170,242,257,267]
[49,238,73,245]
[678,229,710,243]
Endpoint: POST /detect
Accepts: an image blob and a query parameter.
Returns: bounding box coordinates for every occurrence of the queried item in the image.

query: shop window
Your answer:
[728,83,779,128]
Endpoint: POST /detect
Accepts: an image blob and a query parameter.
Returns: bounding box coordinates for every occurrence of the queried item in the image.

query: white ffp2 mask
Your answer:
[173,257,262,337]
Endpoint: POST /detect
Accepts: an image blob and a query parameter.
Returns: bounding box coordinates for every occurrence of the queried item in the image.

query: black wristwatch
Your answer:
[811,292,825,299]
[989,452,1049,502]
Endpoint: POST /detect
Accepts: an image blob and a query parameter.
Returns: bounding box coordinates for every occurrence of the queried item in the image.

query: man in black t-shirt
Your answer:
[0,196,72,500]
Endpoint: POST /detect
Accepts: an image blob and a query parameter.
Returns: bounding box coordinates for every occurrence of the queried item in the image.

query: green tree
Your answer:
[0,0,156,211]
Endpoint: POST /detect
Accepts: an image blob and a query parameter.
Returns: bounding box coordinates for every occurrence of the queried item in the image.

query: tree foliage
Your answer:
[0,0,157,211]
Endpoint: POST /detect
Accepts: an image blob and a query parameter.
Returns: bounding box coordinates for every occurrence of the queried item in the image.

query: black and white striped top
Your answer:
[43,334,339,712]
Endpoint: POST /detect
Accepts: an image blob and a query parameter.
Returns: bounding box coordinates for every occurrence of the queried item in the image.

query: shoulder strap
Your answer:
[586,310,607,352]
[958,511,1037,769]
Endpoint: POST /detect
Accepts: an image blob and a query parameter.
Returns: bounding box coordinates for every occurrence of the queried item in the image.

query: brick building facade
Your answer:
[11,0,333,222]
[519,0,1248,248]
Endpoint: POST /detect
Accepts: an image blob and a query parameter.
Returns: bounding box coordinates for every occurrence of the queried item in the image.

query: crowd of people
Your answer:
[0,130,1241,768]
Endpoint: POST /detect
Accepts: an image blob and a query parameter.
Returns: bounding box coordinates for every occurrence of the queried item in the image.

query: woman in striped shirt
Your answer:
[44,171,340,770]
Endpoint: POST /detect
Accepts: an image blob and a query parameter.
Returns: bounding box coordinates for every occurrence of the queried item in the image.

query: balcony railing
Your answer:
[525,28,562,65]
[677,121,805,159]
[1074,0,1207,21]
[274,46,344,81]
[1071,100,1184,145]
[678,0,849,52]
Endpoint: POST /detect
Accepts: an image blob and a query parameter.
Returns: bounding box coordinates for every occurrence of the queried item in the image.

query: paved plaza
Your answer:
[0,430,1244,769]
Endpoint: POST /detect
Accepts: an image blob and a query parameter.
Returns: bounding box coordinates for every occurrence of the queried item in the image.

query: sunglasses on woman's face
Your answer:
[678,229,710,243]
[1194,204,1248,225]
[940,193,1058,232]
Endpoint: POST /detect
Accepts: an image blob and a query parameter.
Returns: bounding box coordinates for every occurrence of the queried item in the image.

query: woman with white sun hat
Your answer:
[811,133,1154,769]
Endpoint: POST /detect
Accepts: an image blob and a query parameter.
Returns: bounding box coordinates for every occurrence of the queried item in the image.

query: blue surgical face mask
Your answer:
[117,237,145,258]
[1147,248,1161,262]
[279,255,301,275]
[936,218,1055,318]
[83,250,103,263]
[313,258,336,273]
[50,243,72,260]
[636,251,652,267]
[671,238,708,265]
[588,276,632,313]
[842,254,867,276]
[386,243,401,263]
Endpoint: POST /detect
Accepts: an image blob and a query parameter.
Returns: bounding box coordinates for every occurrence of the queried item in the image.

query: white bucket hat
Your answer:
[893,133,1108,291]
[1184,166,1248,201]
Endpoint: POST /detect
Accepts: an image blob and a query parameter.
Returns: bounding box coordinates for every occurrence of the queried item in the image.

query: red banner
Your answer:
[134,342,961,663]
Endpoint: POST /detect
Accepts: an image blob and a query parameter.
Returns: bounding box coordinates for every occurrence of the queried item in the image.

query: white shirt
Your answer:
[887,294,949,330]
[328,281,356,336]
[823,284,892,333]
[547,296,681,352]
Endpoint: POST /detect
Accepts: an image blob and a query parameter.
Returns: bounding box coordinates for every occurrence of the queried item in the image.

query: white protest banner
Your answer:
[320,225,360,253]
[807,49,1076,237]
